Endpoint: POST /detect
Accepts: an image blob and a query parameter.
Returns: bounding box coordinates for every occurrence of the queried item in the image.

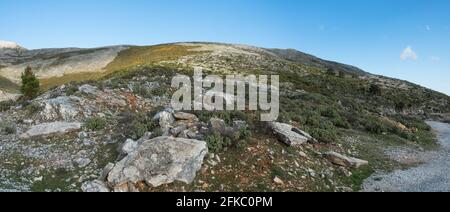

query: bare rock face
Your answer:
[323,151,368,169]
[269,122,314,146]
[106,136,208,188]
[20,121,82,139]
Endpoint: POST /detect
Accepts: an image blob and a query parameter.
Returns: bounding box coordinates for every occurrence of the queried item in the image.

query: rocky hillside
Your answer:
[0,42,449,192]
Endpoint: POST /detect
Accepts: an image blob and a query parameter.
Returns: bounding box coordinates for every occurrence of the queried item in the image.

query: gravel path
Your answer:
[363,121,450,192]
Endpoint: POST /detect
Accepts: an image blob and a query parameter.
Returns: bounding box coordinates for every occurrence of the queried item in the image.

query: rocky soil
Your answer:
[0,75,373,192]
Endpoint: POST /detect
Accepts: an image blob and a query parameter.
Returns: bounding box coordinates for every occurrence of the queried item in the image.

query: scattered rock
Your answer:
[170,124,187,137]
[79,84,101,96]
[74,157,91,168]
[81,180,110,192]
[324,151,368,168]
[209,118,241,138]
[33,176,43,182]
[273,176,284,185]
[154,110,175,131]
[107,136,208,187]
[20,121,82,139]
[269,122,314,146]
[299,151,307,158]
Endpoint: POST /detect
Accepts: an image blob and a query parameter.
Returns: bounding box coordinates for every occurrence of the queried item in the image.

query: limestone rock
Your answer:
[209,118,240,138]
[20,122,82,139]
[121,139,138,155]
[40,96,81,121]
[269,122,314,146]
[324,151,368,168]
[107,136,208,187]
[153,110,175,131]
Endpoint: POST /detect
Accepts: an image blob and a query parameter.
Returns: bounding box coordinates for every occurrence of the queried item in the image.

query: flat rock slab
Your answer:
[107,136,208,188]
[323,151,368,169]
[20,121,82,139]
[269,122,314,146]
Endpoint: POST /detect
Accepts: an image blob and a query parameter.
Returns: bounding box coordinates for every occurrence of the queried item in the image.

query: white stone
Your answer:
[107,136,208,187]
[20,122,82,139]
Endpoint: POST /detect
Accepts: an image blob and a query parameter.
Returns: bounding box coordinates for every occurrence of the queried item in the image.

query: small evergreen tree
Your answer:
[20,66,40,99]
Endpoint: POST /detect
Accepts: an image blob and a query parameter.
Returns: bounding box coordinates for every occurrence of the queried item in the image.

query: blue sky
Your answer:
[1,0,449,95]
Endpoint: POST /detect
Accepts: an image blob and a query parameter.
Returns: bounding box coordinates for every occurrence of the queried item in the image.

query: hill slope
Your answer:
[0,42,449,192]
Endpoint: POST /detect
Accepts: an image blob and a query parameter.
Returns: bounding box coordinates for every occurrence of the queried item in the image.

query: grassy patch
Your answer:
[31,168,79,192]
[39,44,204,91]
[104,44,203,72]
[339,165,374,191]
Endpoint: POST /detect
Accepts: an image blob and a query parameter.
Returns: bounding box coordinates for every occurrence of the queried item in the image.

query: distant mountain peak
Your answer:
[0,40,26,50]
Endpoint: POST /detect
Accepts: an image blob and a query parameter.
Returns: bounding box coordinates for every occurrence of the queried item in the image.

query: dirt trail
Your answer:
[363,121,450,192]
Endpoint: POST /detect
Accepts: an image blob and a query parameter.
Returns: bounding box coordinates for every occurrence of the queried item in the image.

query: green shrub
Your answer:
[119,111,160,140]
[320,107,339,118]
[2,125,16,135]
[25,103,41,115]
[0,100,15,112]
[310,128,338,144]
[332,116,351,129]
[20,66,40,99]
[206,133,232,153]
[305,113,321,128]
[85,117,108,131]
[65,85,78,96]
[364,118,386,134]
[195,110,249,125]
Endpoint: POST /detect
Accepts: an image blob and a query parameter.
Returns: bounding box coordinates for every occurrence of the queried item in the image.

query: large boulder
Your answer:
[323,151,368,168]
[269,122,314,146]
[20,121,82,139]
[106,136,208,188]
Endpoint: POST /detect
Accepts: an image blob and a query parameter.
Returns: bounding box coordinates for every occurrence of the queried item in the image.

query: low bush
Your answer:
[25,102,42,115]
[119,110,161,140]
[65,85,79,96]
[0,100,15,112]
[85,117,108,131]
[206,133,232,153]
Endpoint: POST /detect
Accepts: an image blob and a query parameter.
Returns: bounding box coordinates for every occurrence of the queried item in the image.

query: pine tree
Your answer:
[20,66,40,99]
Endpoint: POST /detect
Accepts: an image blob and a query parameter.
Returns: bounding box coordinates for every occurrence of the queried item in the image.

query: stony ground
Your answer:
[363,121,450,192]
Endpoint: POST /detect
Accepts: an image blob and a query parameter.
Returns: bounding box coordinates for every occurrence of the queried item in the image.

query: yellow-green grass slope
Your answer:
[39,44,203,90]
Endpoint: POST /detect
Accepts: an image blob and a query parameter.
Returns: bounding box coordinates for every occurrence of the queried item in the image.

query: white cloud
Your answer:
[400,46,418,60]
[431,56,441,62]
